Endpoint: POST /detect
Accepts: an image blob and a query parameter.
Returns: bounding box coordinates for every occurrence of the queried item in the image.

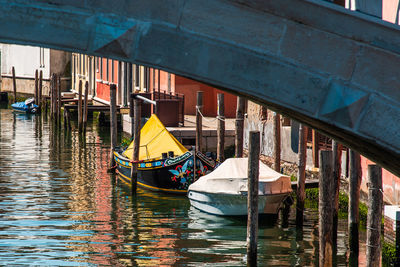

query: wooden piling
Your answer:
[332,140,342,247]
[196,91,203,153]
[130,93,134,138]
[217,93,225,162]
[78,80,83,132]
[366,164,382,267]
[50,74,53,117]
[131,96,142,195]
[51,74,57,119]
[12,66,16,102]
[235,97,245,158]
[312,129,319,168]
[57,75,61,123]
[83,81,89,130]
[296,124,308,227]
[109,84,117,170]
[34,69,38,105]
[319,150,334,267]
[247,130,260,267]
[53,74,58,121]
[348,150,361,266]
[39,70,43,111]
[273,112,281,172]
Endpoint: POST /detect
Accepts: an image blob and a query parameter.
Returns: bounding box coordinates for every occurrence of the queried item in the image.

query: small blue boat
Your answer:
[11,98,39,114]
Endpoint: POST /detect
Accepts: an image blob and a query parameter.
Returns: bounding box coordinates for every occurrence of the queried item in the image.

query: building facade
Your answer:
[1,44,70,96]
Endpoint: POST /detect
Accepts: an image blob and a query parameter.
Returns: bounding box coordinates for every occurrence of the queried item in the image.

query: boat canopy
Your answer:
[188,158,292,194]
[123,114,188,161]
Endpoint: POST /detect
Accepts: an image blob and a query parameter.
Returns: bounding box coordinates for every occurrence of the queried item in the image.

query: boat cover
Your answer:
[123,114,188,161]
[188,158,292,194]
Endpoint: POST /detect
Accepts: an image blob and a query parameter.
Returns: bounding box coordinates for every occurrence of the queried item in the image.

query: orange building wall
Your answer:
[96,58,119,102]
[149,69,175,93]
[175,76,237,118]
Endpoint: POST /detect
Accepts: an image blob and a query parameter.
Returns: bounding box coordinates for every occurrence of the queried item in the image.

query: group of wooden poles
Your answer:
[193,91,382,266]
[108,87,382,266]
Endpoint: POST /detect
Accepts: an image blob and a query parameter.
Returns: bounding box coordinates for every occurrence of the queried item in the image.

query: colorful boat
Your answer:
[11,98,38,113]
[114,114,216,194]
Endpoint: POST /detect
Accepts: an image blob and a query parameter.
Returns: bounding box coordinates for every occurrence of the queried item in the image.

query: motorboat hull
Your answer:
[188,190,291,216]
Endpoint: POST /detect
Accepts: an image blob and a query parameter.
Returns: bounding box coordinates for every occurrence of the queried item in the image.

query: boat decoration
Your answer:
[114,114,216,194]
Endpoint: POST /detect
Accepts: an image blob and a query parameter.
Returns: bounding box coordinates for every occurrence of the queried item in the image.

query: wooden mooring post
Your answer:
[131,95,142,195]
[78,80,83,132]
[109,84,117,170]
[348,150,361,266]
[39,70,43,111]
[247,130,260,267]
[217,93,225,162]
[273,112,281,172]
[34,70,38,105]
[312,129,319,168]
[332,140,342,248]
[12,66,17,102]
[57,75,61,124]
[51,74,57,119]
[296,124,308,227]
[196,91,203,153]
[235,97,245,158]
[83,81,89,131]
[366,164,383,267]
[319,150,334,267]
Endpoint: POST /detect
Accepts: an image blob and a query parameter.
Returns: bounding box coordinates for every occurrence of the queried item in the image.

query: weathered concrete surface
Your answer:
[1,0,400,175]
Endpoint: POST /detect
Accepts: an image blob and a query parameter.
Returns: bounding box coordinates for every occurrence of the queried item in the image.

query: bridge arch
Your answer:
[2,0,400,175]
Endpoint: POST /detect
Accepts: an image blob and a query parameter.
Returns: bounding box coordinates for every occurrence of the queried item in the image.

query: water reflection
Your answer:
[0,109,367,266]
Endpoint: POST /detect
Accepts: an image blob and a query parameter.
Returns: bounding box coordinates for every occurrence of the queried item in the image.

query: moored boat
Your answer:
[114,114,216,194]
[188,158,292,215]
[11,98,38,114]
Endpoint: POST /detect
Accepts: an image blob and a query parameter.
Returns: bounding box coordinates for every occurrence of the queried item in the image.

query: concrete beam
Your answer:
[1,0,400,176]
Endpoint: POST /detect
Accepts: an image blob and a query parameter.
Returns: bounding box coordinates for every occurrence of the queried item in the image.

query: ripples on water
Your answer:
[0,109,366,266]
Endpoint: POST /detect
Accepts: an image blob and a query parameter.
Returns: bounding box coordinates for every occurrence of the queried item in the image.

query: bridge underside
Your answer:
[2,0,400,176]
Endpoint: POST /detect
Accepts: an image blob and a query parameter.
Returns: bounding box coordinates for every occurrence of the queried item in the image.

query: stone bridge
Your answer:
[1,0,400,176]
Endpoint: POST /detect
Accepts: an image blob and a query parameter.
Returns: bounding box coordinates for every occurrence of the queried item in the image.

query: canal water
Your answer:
[0,108,366,266]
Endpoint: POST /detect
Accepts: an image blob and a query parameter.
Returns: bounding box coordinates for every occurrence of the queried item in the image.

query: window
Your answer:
[96,57,99,72]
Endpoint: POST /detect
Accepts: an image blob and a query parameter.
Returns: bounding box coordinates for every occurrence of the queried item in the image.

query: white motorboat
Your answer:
[188,158,293,216]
